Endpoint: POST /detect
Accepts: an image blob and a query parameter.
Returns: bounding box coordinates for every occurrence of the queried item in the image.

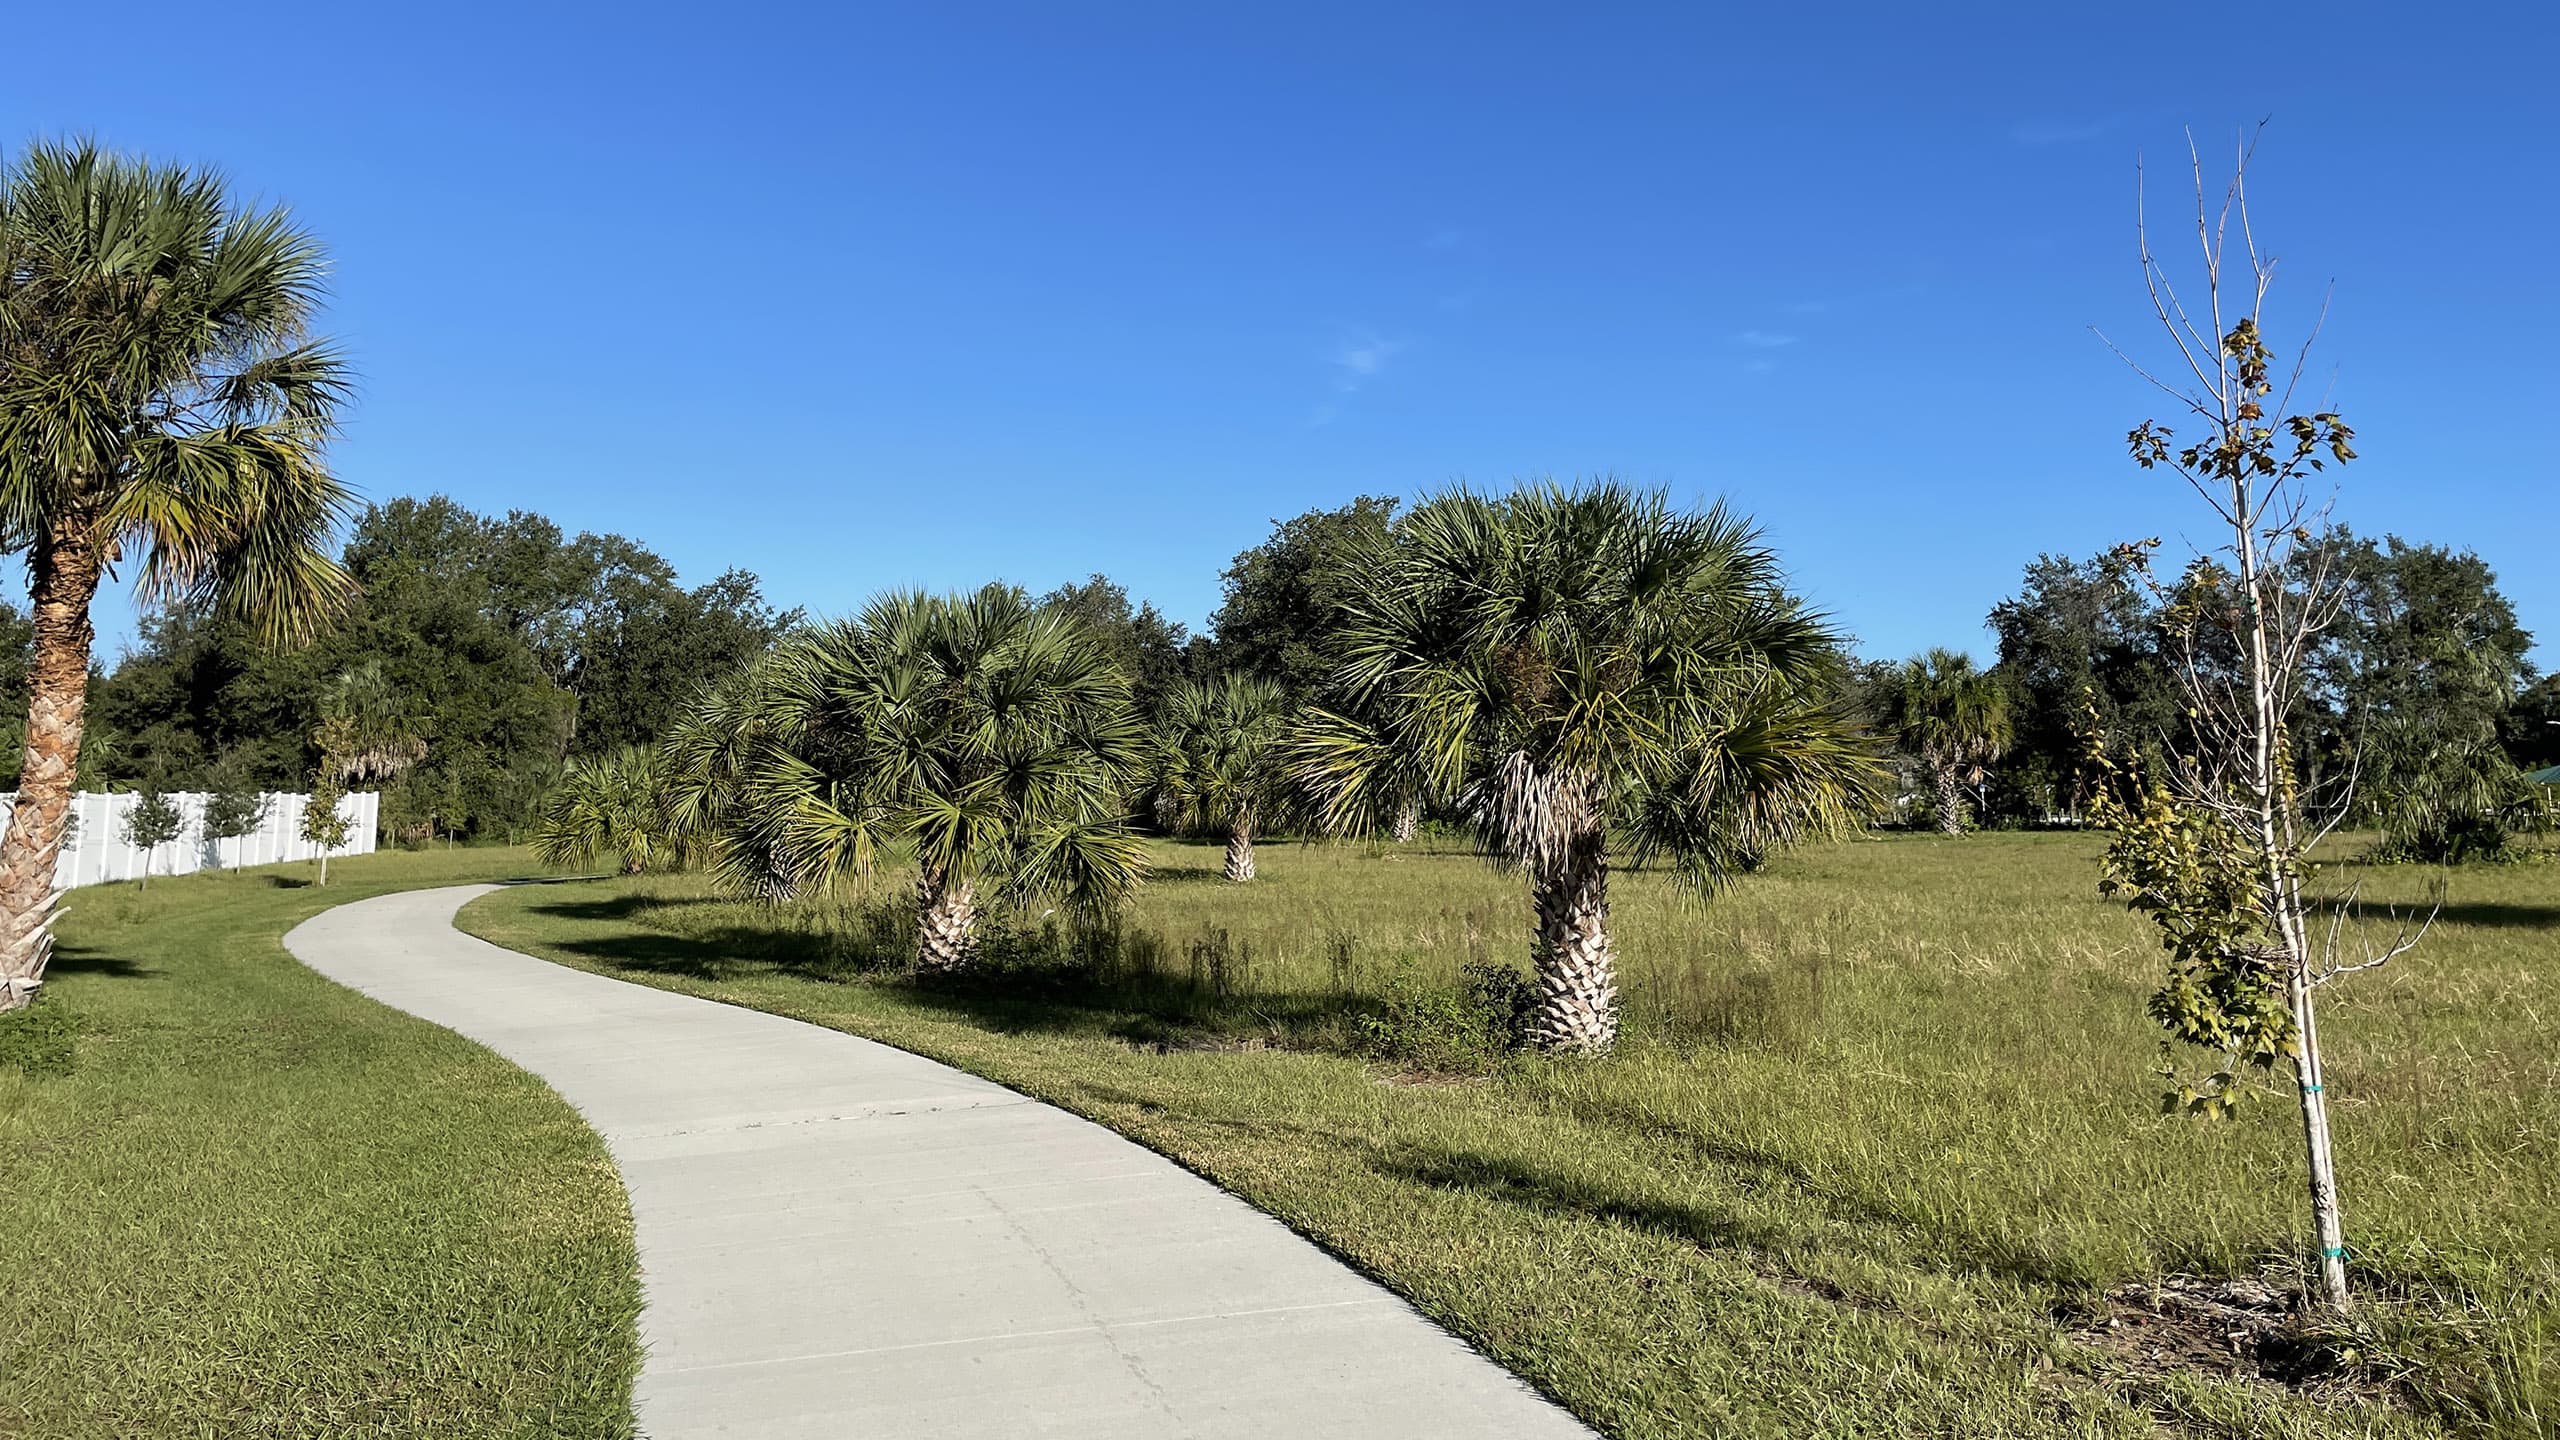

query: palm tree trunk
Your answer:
[1392,800,1419,844]
[1932,762,1968,836]
[1223,815,1256,882]
[0,522,103,1013]
[1525,819,1617,1053]
[915,865,980,972]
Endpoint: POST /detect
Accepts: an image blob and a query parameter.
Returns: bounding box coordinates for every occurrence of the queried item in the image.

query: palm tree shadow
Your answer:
[2310,897,2560,930]
[43,943,154,980]
[516,891,1393,1048]
[1375,1140,1798,1257]
[544,932,753,983]
[1146,865,1228,884]
[1381,1107,2105,1294]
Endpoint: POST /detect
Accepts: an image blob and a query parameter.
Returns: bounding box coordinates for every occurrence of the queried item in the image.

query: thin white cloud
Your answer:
[1734,330,1799,349]
[1331,331,1404,391]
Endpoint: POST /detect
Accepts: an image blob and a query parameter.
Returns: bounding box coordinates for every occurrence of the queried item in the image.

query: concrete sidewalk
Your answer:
[285,886,1594,1439]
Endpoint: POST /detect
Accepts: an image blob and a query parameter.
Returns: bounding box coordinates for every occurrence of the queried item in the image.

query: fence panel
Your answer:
[0,790,379,890]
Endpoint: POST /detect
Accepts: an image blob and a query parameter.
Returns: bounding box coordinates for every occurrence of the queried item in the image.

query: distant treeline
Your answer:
[1,490,2544,848]
[0,497,799,843]
[1858,530,2555,843]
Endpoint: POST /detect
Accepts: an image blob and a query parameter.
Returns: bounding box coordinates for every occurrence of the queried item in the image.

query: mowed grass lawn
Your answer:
[0,848,640,1439]
[462,831,2558,1440]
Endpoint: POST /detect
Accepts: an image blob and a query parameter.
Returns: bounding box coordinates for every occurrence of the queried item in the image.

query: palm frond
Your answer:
[1291,476,1887,872]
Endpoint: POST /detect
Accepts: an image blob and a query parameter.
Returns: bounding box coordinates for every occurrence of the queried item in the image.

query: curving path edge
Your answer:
[285,886,1594,1439]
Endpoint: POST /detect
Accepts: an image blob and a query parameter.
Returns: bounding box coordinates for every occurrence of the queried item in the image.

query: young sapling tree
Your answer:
[120,791,184,890]
[2087,128,2431,1315]
[300,775,352,887]
[200,785,268,873]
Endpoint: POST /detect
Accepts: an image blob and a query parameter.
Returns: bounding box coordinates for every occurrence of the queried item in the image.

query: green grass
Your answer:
[460,831,2558,1439]
[0,848,640,1440]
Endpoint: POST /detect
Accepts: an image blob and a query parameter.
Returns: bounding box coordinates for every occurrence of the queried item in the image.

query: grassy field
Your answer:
[461,831,2557,1440]
[0,848,640,1440]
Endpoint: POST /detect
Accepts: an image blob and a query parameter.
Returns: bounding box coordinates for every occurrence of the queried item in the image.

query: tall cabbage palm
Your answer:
[1886,649,2012,835]
[316,660,428,786]
[1295,482,1882,1054]
[701,587,1150,970]
[532,745,691,875]
[1157,673,1294,881]
[0,142,352,1010]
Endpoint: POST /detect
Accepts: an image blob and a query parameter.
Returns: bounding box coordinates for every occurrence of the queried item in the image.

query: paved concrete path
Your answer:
[285,886,1593,1439]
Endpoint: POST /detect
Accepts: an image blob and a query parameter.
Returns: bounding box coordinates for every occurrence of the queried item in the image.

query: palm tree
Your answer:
[532,745,691,876]
[317,661,428,786]
[1885,649,2012,835]
[1157,674,1294,881]
[701,587,1149,971]
[0,141,352,1011]
[660,661,798,899]
[1295,481,1882,1054]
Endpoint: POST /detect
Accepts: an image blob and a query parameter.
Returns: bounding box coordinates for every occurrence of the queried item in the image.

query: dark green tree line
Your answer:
[1972,532,2540,852]
[72,495,796,842]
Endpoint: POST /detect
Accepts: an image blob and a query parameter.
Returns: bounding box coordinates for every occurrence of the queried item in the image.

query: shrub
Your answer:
[1357,956,1532,1070]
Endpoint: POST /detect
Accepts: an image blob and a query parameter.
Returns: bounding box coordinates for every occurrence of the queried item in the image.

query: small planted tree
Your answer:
[299,775,352,887]
[1156,674,1295,882]
[1884,649,2012,834]
[200,784,268,873]
[120,791,184,889]
[2087,130,2425,1314]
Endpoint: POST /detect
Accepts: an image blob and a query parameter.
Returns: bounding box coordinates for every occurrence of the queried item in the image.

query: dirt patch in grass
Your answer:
[2073,1276,2405,1407]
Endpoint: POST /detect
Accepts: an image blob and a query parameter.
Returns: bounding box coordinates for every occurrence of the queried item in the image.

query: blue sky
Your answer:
[9,2,2554,667]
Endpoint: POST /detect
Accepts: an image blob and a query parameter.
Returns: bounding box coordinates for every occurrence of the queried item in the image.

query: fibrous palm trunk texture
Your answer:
[1932,762,1968,836]
[915,869,980,972]
[0,520,102,1012]
[1526,821,1616,1053]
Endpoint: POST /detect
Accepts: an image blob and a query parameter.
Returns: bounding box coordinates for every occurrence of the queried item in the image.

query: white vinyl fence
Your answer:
[0,790,379,889]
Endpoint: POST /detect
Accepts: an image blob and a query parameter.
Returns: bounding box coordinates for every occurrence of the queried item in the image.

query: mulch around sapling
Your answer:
[2070,1276,2403,1406]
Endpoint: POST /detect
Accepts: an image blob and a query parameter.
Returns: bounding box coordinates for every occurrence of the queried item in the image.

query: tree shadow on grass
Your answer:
[528,894,679,925]
[2398,900,2558,930]
[1374,1139,1799,1258]
[2305,895,2560,932]
[520,890,1395,1052]
[1403,1095,2108,1295]
[43,943,153,980]
[542,932,758,983]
